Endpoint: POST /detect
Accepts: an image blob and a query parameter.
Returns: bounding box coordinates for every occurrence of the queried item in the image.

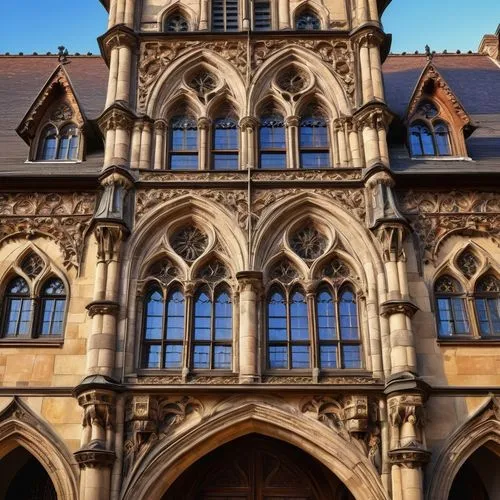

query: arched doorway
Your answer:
[0,446,57,499]
[448,446,500,500]
[163,434,355,499]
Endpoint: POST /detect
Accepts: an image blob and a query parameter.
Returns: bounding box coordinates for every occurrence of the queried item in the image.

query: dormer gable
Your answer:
[405,62,476,158]
[16,65,88,162]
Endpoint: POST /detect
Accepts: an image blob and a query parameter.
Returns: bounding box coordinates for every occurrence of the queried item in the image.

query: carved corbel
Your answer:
[387,393,425,449]
[375,224,408,263]
[98,24,138,63]
[78,390,116,434]
[94,224,127,262]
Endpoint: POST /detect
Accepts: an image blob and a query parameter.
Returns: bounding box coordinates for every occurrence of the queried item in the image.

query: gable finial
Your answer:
[58,45,69,64]
[425,44,433,61]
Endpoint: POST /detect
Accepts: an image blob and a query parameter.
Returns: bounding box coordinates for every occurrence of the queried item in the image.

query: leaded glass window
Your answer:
[169,115,198,170]
[474,275,500,336]
[2,277,33,337]
[434,121,451,156]
[141,286,185,369]
[39,126,58,160]
[434,276,470,337]
[299,114,330,168]
[212,117,239,170]
[192,286,233,369]
[259,114,286,169]
[409,122,435,156]
[38,278,66,336]
[38,124,80,161]
[295,10,320,30]
[164,13,189,32]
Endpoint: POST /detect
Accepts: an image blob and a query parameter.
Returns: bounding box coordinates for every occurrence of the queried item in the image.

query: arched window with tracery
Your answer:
[434,275,470,337]
[164,13,189,32]
[299,111,330,168]
[295,9,321,30]
[212,116,239,170]
[37,124,80,161]
[38,278,66,336]
[169,115,198,170]
[259,113,286,169]
[2,277,33,337]
[474,275,500,336]
[408,102,453,157]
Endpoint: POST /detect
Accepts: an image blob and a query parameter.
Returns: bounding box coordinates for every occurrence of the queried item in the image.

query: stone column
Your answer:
[237,272,263,383]
[356,0,370,25]
[198,117,211,170]
[359,36,374,104]
[99,107,134,168]
[285,116,299,169]
[108,0,118,28]
[199,0,209,29]
[129,121,143,169]
[239,117,258,169]
[346,118,363,168]
[153,120,167,170]
[387,386,430,500]
[278,0,291,29]
[335,119,349,166]
[370,41,385,101]
[124,0,135,28]
[138,119,153,170]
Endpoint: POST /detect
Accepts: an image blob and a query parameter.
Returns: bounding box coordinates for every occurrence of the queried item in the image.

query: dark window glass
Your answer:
[212,0,239,31]
[299,115,330,168]
[435,276,470,337]
[57,125,79,160]
[409,123,435,156]
[2,277,32,337]
[39,278,65,336]
[40,127,57,160]
[141,287,185,369]
[474,275,500,336]
[434,122,451,156]
[259,114,286,169]
[254,0,271,30]
[296,11,320,30]
[267,287,287,368]
[213,117,238,170]
[170,115,198,170]
[165,14,189,32]
[193,287,232,369]
[317,287,336,368]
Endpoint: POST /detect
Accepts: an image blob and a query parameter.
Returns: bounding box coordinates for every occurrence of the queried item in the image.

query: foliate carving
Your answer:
[388,394,424,428]
[302,396,350,440]
[380,300,419,318]
[94,225,126,262]
[78,390,116,432]
[138,40,246,111]
[50,103,73,122]
[124,395,203,473]
[398,190,500,263]
[171,226,208,262]
[86,300,120,318]
[20,252,45,279]
[289,226,327,260]
[0,193,95,271]
[97,106,134,133]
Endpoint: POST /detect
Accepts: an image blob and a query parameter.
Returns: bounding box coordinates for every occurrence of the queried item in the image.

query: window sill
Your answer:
[410,156,472,162]
[24,160,82,164]
[437,337,500,346]
[0,338,64,347]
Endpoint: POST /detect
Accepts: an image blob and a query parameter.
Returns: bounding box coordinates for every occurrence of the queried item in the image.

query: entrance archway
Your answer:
[0,446,57,499]
[164,434,355,499]
[448,445,500,500]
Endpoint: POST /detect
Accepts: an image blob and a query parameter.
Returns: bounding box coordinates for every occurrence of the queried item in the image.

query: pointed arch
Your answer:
[121,398,389,500]
[159,2,198,31]
[0,398,78,500]
[426,396,500,500]
[292,1,330,30]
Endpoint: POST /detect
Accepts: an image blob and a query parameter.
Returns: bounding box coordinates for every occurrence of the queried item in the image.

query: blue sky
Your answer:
[0,1,498,54]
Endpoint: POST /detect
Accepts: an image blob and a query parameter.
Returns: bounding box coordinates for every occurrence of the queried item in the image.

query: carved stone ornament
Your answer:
[20,252,45,279]
[0,192,96,271]
[320,257,351,281]
[188,71,218,96]
[74,441,116,469]
[171,226,208,262]
[138,40,246,111]
[197,259,230,281]
[380,300,419,319]
[78,390,116,431]
[50,103,73,122]
[269,259,300,283]
[398,190,500,263]
[457,251,479,279]
[301,396,350,440]
[388,447,431,468]
[86,300,120,318]
[276,68,310,94]
[147,258,179,282]
[289,225,327,260]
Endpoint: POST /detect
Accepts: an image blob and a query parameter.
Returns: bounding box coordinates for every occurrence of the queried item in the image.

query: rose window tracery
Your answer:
[321,258,350,280]
[171,226,208,262]
[435,276,461,294]
[197,260,230,282]
[457,251,479,279]
[289,226,327,260]
[416,101,439,119]
[148,258,179,282]
[188,72,218,96]
[269,259,300,283]
[277,69,309,94]
[476,275,500,293]
[20,253,45,279]
[165,14,189,32]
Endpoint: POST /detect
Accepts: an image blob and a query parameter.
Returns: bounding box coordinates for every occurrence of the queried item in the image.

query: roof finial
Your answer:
[425,44,433,61]
[58,45,69,64]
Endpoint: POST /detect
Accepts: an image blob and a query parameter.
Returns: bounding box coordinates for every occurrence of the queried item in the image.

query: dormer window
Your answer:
[408,102,452,157]
[37,123,81,161]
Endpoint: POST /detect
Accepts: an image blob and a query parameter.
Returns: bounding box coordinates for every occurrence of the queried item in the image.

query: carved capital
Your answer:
[98,105,135,133]
[236,271,263,293]
[74,441,116,469]
[239,116,259,130]
[197,116,211,130]
[94,224,127,262]
[154,119,168,132]
[375,224,408,262]
[380,300,419,318]
[99,25,138,62]
[341,395,369,433]
[78,389,116,430]
[388,447,431,468]
[285,115,300,127]
[86,300,120,318]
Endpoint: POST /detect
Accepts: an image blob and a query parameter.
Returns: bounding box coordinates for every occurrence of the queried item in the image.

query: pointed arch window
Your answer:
[169,115,198,170]
[295,10,321,30]
[474,275,500,337]
[192,286,233,369]
[299,114,330,168]
[212,0,239,31]
[164,13,189,32]
[266,257,362,371]
[2,277,33,337]
[434,276,470,337]
[38,278,66,336]
[434,121,451,156]
[259,114,286,169]
[38,124,80,161]
[212,116,239,170]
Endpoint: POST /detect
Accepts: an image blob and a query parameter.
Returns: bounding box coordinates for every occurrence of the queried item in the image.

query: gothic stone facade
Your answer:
[0,1,499,499]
